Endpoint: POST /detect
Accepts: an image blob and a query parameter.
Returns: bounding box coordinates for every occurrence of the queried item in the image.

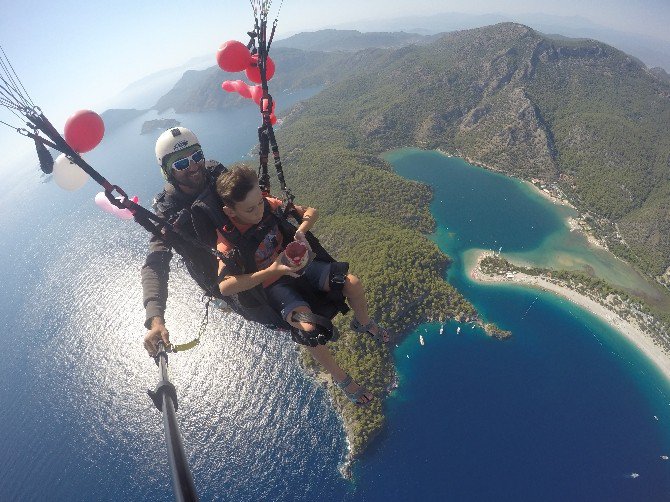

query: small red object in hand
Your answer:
[284,241,307,266]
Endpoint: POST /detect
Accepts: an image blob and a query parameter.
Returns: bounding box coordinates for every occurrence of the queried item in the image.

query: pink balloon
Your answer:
[216,41,251,72]
[221,80,236,92]
[64,110,105,153]
[95,192,138,220]
[250,85,264,104]
[246,55,275,83]
[233,80,252,99]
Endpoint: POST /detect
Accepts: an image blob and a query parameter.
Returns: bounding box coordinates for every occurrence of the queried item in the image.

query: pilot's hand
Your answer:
[144,317,170,356]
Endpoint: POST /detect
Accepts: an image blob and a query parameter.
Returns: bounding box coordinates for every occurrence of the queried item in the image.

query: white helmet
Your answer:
[155,127,201,169]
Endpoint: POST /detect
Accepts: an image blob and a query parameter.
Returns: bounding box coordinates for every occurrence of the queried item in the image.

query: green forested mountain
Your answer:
[280,24,670,280]
[154,49,348,113]
[157,23,670,282]
[651,67,670,84]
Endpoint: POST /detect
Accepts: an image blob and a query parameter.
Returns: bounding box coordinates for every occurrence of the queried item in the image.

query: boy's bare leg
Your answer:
[305,344,373,403]
[338,274,389,341]
[341,274,371,326]
[288,305,373,403]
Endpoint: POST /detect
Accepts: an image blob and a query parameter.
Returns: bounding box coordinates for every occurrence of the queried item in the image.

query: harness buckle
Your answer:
[331,274,346,285]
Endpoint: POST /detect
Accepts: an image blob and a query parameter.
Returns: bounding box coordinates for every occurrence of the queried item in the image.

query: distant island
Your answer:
[141,118,180,135]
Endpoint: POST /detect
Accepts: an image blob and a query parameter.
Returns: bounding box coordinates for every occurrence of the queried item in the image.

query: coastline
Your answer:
[469,250,670,383]
[299,354,386,479]
[434,148,608,251]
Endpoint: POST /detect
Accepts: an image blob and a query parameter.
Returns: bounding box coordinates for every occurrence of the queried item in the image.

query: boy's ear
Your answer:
[222,205,235,219]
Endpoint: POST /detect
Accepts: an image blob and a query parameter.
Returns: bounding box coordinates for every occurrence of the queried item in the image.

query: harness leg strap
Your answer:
[328,261,349,302]
[290,311,338,346]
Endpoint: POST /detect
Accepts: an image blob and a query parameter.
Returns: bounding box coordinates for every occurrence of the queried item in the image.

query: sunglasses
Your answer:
[171,149,205,171]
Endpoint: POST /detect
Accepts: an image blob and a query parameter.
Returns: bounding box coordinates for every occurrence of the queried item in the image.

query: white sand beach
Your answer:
[469,251,670,382]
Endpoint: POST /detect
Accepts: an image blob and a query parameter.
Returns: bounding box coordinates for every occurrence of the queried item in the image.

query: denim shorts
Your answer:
[265,260,332,321]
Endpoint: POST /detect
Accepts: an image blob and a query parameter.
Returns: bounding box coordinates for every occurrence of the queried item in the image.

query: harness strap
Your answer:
[290,311,335,346]
[328,262,349,302]
[248,11,292,203]
[216,248,244,281]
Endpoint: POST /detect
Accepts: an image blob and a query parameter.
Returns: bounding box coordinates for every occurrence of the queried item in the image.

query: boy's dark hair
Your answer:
[216,165,258,207]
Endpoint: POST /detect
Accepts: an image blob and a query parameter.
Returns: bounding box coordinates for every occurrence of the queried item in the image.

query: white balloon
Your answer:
[53,153,88,191]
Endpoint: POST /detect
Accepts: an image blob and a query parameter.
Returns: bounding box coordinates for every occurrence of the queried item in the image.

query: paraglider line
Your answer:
[0,45,34,107]
[0,64,31,109]
[0,96,19,109]
[0,118,19,129]
[275,0,285,18]
[0,81,27,109]
[0,105,26,128]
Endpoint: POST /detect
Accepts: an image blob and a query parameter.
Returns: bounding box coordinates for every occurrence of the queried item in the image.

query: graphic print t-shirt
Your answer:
[216,197,305,287]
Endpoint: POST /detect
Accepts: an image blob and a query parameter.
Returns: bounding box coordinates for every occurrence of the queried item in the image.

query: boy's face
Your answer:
[224,185,264,225]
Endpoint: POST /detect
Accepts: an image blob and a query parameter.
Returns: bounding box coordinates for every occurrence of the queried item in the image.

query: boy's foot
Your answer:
[350,318,391,344]
[334,374,374,406]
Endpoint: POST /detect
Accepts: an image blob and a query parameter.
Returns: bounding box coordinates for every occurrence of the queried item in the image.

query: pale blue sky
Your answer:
[1,0,668,167]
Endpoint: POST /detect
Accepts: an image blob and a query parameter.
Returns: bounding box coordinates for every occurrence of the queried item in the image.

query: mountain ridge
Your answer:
[152,22,670,283]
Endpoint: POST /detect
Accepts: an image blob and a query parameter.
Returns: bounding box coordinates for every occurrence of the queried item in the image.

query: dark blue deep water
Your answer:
[1,111,669,500]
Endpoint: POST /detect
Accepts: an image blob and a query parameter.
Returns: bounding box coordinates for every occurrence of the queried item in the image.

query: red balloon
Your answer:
[221,80,236,92]
[216,41,251,72]
[245,55,275,83]
[233,80,252,99]
[250,85,263,104]
[64,110,105,153]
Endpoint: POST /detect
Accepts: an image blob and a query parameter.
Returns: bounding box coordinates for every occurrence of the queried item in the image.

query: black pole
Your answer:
[148,343,199,502]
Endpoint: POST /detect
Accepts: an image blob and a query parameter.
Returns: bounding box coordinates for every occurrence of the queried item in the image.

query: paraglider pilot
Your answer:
[141,127,227,356]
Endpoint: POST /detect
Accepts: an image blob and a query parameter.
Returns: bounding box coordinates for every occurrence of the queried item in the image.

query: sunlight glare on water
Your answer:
[20,234,349,499]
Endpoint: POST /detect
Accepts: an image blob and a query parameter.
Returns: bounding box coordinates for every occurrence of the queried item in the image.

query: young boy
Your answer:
[215,166,389,405]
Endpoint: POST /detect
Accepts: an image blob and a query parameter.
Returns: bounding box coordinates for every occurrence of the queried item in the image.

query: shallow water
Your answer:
[358,148,670,500]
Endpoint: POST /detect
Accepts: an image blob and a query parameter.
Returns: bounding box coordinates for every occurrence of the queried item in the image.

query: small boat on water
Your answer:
[439,324,444,335]
[419,335,425,346]
[661,455,669,460]
[457,326,461,334]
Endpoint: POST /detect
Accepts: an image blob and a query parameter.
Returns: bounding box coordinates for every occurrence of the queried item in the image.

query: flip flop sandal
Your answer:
[334,374,373,406]
[350,318,390,343]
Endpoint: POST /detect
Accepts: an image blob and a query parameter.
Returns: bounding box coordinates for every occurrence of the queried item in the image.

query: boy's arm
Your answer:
[296,206,317,235]
[218,254,298,296]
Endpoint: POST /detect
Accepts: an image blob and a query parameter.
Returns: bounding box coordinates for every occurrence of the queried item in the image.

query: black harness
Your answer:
[213,198,350,344]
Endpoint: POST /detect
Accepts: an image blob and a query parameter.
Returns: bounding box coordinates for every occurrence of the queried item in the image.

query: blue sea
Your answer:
[1,101,669,501]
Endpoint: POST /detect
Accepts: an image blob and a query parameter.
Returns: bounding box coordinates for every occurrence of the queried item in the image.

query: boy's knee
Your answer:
[288,306,314,331]
[288,308,338,347]
[345,274,363,292]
